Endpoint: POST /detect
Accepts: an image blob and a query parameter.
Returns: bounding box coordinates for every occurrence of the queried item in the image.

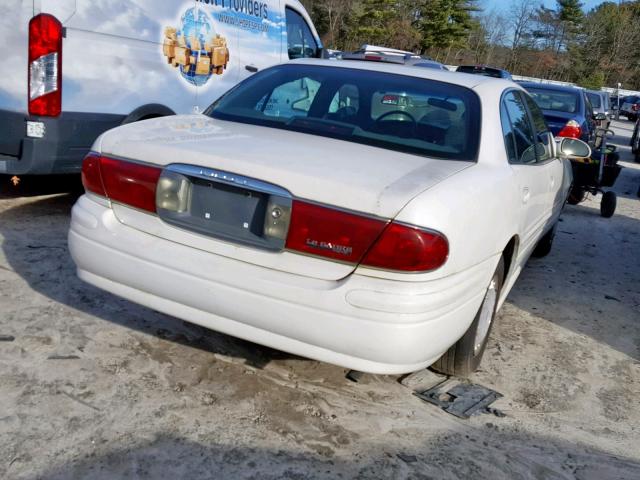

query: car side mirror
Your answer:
[557,137,591,160]
[594,113,607,121]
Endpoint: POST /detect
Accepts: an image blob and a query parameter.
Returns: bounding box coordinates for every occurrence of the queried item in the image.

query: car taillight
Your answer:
[558,120,582,139]
[285,200,449,272]
[28,14,63,117]
[285,201,388,264]
[81,154,161,213]
[81,153,106,197]
[361,223,449,272]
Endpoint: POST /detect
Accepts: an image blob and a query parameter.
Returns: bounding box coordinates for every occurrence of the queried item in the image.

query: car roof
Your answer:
[290,58,513,92]
[518,81,582,94]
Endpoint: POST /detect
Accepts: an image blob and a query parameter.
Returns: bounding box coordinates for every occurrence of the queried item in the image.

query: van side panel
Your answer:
[0,0,33,113]
[232,0,283,84]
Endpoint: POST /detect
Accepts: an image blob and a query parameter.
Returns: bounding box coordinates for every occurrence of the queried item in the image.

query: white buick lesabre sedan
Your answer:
[69,59,588,376]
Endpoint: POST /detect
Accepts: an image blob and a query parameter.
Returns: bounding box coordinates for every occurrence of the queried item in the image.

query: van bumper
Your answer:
[0,110,124,175]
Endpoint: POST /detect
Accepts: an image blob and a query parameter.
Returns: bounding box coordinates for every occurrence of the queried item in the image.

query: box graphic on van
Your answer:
[162,8,230,87]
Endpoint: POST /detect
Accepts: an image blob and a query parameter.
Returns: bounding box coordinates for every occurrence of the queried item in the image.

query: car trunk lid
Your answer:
[97,115,472,280]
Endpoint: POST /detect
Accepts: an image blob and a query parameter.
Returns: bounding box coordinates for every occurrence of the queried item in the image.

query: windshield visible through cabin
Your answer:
[206,64,481,161]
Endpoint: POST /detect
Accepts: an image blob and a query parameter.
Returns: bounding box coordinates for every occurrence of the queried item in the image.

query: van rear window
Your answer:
[206,64,481,161]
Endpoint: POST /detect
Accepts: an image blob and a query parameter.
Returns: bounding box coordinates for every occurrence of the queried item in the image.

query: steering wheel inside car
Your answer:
[375,110,417,125]
[374,110,418,135]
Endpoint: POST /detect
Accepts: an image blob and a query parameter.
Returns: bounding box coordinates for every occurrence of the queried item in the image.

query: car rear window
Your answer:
[525,87,579,114]
[587,92,602,109]
[206,64,481,161]
[456,66,502,78]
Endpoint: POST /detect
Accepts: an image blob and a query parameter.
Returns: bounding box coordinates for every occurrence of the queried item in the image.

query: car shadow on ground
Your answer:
[0,190,304,371]
[17,431,640,480]
[0,174,84,199]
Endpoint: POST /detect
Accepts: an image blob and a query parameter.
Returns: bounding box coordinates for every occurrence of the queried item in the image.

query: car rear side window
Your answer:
[286,8,319,59]
[500,91,537,164]
[522,93,553,162]
[207,64,482,161]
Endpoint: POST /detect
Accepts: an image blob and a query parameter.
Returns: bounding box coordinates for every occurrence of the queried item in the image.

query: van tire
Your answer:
[431,258,505,377]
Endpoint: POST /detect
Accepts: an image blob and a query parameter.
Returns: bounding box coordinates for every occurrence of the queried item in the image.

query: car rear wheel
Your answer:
[431,258,505,377]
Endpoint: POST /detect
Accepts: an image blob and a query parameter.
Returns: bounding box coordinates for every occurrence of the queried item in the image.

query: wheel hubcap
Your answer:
[474,279,498,355]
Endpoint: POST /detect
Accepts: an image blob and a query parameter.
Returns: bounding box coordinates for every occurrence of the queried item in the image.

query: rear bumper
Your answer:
[68,196,496,374]
[0,109,124,175]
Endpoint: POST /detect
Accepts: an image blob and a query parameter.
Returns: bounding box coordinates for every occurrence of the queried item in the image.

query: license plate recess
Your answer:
[157,165,292,251]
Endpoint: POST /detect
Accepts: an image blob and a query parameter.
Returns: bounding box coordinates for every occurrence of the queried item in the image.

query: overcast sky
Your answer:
[482,0,609,13]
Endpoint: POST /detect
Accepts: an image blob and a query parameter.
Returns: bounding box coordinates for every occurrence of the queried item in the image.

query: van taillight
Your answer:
[557,119,582,139]
[285,200,449,272]
[28,14,63,117]
[81,154,161,213]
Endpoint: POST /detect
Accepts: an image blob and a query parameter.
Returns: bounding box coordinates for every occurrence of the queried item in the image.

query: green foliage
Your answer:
[416,0,480,52]
[577,71,605,90]
[301,0,640,90]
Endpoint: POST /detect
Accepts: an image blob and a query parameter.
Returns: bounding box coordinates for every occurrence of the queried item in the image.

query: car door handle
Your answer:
[522,187,531,204]
[245,65,259,73]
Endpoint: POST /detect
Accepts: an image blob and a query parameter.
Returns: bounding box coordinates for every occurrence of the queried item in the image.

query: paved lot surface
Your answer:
[1,120,639,479]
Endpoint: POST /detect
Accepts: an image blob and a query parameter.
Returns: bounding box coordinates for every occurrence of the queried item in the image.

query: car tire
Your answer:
[431,258,505,377]
[600,191,617,218]
[532,224,556,258]
[568,186,586,205]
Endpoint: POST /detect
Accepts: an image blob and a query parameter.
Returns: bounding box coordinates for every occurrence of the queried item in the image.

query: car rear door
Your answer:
[500,90,556,254]
[522,93,566,216]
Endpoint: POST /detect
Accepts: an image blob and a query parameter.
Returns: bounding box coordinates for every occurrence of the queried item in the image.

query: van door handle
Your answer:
[522,187,531,204]
[245,65,259,73]
[550,176,556,189]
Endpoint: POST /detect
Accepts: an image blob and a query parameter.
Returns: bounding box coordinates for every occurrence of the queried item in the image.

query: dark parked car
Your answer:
[519,82,597,144]
[456,65,512,80]
[631,117,640,162]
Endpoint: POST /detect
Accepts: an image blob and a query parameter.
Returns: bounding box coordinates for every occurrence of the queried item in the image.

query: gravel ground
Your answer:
[0,120,639,480]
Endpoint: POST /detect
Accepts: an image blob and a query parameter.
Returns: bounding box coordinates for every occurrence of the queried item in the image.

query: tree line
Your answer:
[300,0,640,91]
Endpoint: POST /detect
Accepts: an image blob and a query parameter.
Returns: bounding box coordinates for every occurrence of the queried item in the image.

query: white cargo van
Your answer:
[0,0,321,175]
